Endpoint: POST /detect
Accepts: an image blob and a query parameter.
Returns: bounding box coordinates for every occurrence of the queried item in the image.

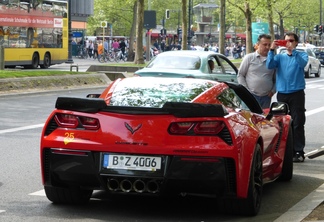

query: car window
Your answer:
[146,55,201,70]
[110,80,215,108]
[306,49,316,57]
[210,56,237,75]
[217,88,249,111]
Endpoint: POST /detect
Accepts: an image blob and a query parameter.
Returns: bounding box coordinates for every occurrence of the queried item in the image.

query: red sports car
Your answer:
[40,77,293,216]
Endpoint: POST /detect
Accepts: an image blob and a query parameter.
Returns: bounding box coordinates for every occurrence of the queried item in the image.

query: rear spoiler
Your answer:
[55,97,229,117]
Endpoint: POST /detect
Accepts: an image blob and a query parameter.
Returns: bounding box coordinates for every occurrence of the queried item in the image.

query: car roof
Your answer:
[157,50,220,58]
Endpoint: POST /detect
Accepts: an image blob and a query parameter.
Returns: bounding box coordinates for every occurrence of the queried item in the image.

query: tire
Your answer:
[315,65,321,77]
[278,124,293,181]
[305,66,311,78]
[219,144,263,216]
[238,144,263,216]
[98,56,105,63]
[31,53,39,69]
[44,186,93,204]
[40,53,50,69]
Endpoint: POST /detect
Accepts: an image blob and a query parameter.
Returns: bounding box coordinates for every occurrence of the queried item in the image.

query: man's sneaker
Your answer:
[293,152,305,162]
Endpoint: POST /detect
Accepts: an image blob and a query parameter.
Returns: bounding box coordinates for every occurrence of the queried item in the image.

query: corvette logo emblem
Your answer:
[125,122,142,134]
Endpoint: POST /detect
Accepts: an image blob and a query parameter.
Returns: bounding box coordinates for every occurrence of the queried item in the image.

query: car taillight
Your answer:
[79,116,100,130]
[169,122,194,134]
[54,113,99,130]
[168,121,224,135]
[54,114,78,128]
[194,121,224,134]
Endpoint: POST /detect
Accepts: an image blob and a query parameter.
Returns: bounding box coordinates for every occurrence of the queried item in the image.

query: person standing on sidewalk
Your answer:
[97,40,103,61]
[238,34,276,109]
[266,32,308,162]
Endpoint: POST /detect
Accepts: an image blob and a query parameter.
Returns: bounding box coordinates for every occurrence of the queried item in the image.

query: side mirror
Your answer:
[266,102,289,120]
[86,94,101,98]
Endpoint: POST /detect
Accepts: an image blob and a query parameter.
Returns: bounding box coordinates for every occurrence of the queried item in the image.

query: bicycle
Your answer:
[77,45,88,59]
[111,49,121,63]
[98,51,110,63]
[117,50,127,62]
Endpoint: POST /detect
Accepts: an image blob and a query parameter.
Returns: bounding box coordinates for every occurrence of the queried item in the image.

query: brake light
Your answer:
[54,113,99,130]
[54,114,78,128]
[194,121,224,134]
[169,122,194,134]
[79,116,100,130]
[169,121,224,135]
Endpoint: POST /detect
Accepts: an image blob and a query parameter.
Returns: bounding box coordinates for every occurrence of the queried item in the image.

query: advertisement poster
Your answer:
[252,22,269,46]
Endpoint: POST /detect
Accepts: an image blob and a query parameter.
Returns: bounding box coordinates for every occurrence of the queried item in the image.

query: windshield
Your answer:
[146,55,201,70]
[110,79,216,108]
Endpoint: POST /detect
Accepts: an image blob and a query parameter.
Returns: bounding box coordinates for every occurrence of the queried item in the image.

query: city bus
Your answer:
[0,0,68,69]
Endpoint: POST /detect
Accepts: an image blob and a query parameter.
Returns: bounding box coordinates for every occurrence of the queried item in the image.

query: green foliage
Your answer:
[86,0,321,45]
[0,70,89,78]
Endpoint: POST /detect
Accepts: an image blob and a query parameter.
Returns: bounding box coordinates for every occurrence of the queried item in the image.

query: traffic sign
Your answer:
[100,21,108,28]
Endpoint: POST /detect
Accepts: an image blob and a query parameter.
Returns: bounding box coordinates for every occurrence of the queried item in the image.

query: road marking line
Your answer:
[0,124,44,135]
[29,189,46,196]
[306,106,324,117]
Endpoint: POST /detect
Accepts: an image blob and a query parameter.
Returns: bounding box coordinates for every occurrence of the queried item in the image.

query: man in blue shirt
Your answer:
[266,32,308,162]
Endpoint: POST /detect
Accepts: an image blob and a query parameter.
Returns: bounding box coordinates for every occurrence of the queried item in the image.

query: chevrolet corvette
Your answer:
[40,77,293,216]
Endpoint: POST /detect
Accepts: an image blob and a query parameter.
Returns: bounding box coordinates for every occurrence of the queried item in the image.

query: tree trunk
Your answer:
[181,0,188,50]
[267,0,275,40]
[219,0,226,55]
[135,0,145,64]
[128,2,137,61]
[245,2,253,54]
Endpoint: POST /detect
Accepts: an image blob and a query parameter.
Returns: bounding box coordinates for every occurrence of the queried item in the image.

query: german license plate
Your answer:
[103,154,162,171]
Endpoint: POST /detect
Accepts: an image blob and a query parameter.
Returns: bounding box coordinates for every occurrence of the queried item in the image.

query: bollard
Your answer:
[70,64,79,72]
[0,45,4,70]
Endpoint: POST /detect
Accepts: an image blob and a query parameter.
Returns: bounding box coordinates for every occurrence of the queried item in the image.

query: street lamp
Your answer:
[188,0,193,48]
[67,0,73,63]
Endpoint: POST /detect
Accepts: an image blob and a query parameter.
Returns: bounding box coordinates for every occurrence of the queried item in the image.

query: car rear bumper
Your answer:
[42,148,237,198]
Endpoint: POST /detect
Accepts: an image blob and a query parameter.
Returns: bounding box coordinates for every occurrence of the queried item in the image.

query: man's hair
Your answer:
[285,32,299,42]
[257,34,271,42]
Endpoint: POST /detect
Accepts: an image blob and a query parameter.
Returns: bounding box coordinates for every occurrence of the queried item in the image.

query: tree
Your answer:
[227,0,262,54]
[135,0,144,64]
[181,0,188,50]
[219,0,226,55]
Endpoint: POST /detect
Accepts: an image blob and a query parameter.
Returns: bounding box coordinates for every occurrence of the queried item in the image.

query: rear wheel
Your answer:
[44,186,93,204]
[40,53,50,69]
[219,144,263,216]
[238,144,263,216]
[305,66,311,78]
[315,65,321,77]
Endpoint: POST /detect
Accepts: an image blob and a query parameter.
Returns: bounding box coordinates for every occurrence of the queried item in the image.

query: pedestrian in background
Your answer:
[97,40,103,61]
[238,34,276,109]
[266,32,308,162]
[93,40,98,59]
[119,39,127,58]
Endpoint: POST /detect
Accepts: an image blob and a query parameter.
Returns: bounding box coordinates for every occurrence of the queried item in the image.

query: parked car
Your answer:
[277,46,321,78]
[313,47,324,65]
[40,77,293,216]
[134,50,238,82]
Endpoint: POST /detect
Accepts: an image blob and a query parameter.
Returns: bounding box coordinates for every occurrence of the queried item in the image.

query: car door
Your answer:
[306,48,320,73]
[209,54,238,83]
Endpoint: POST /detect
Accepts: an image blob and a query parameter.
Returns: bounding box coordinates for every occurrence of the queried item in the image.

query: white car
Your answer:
[277,47,321,78]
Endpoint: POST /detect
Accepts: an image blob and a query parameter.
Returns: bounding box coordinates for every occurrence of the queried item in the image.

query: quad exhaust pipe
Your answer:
[107,178,159,193]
